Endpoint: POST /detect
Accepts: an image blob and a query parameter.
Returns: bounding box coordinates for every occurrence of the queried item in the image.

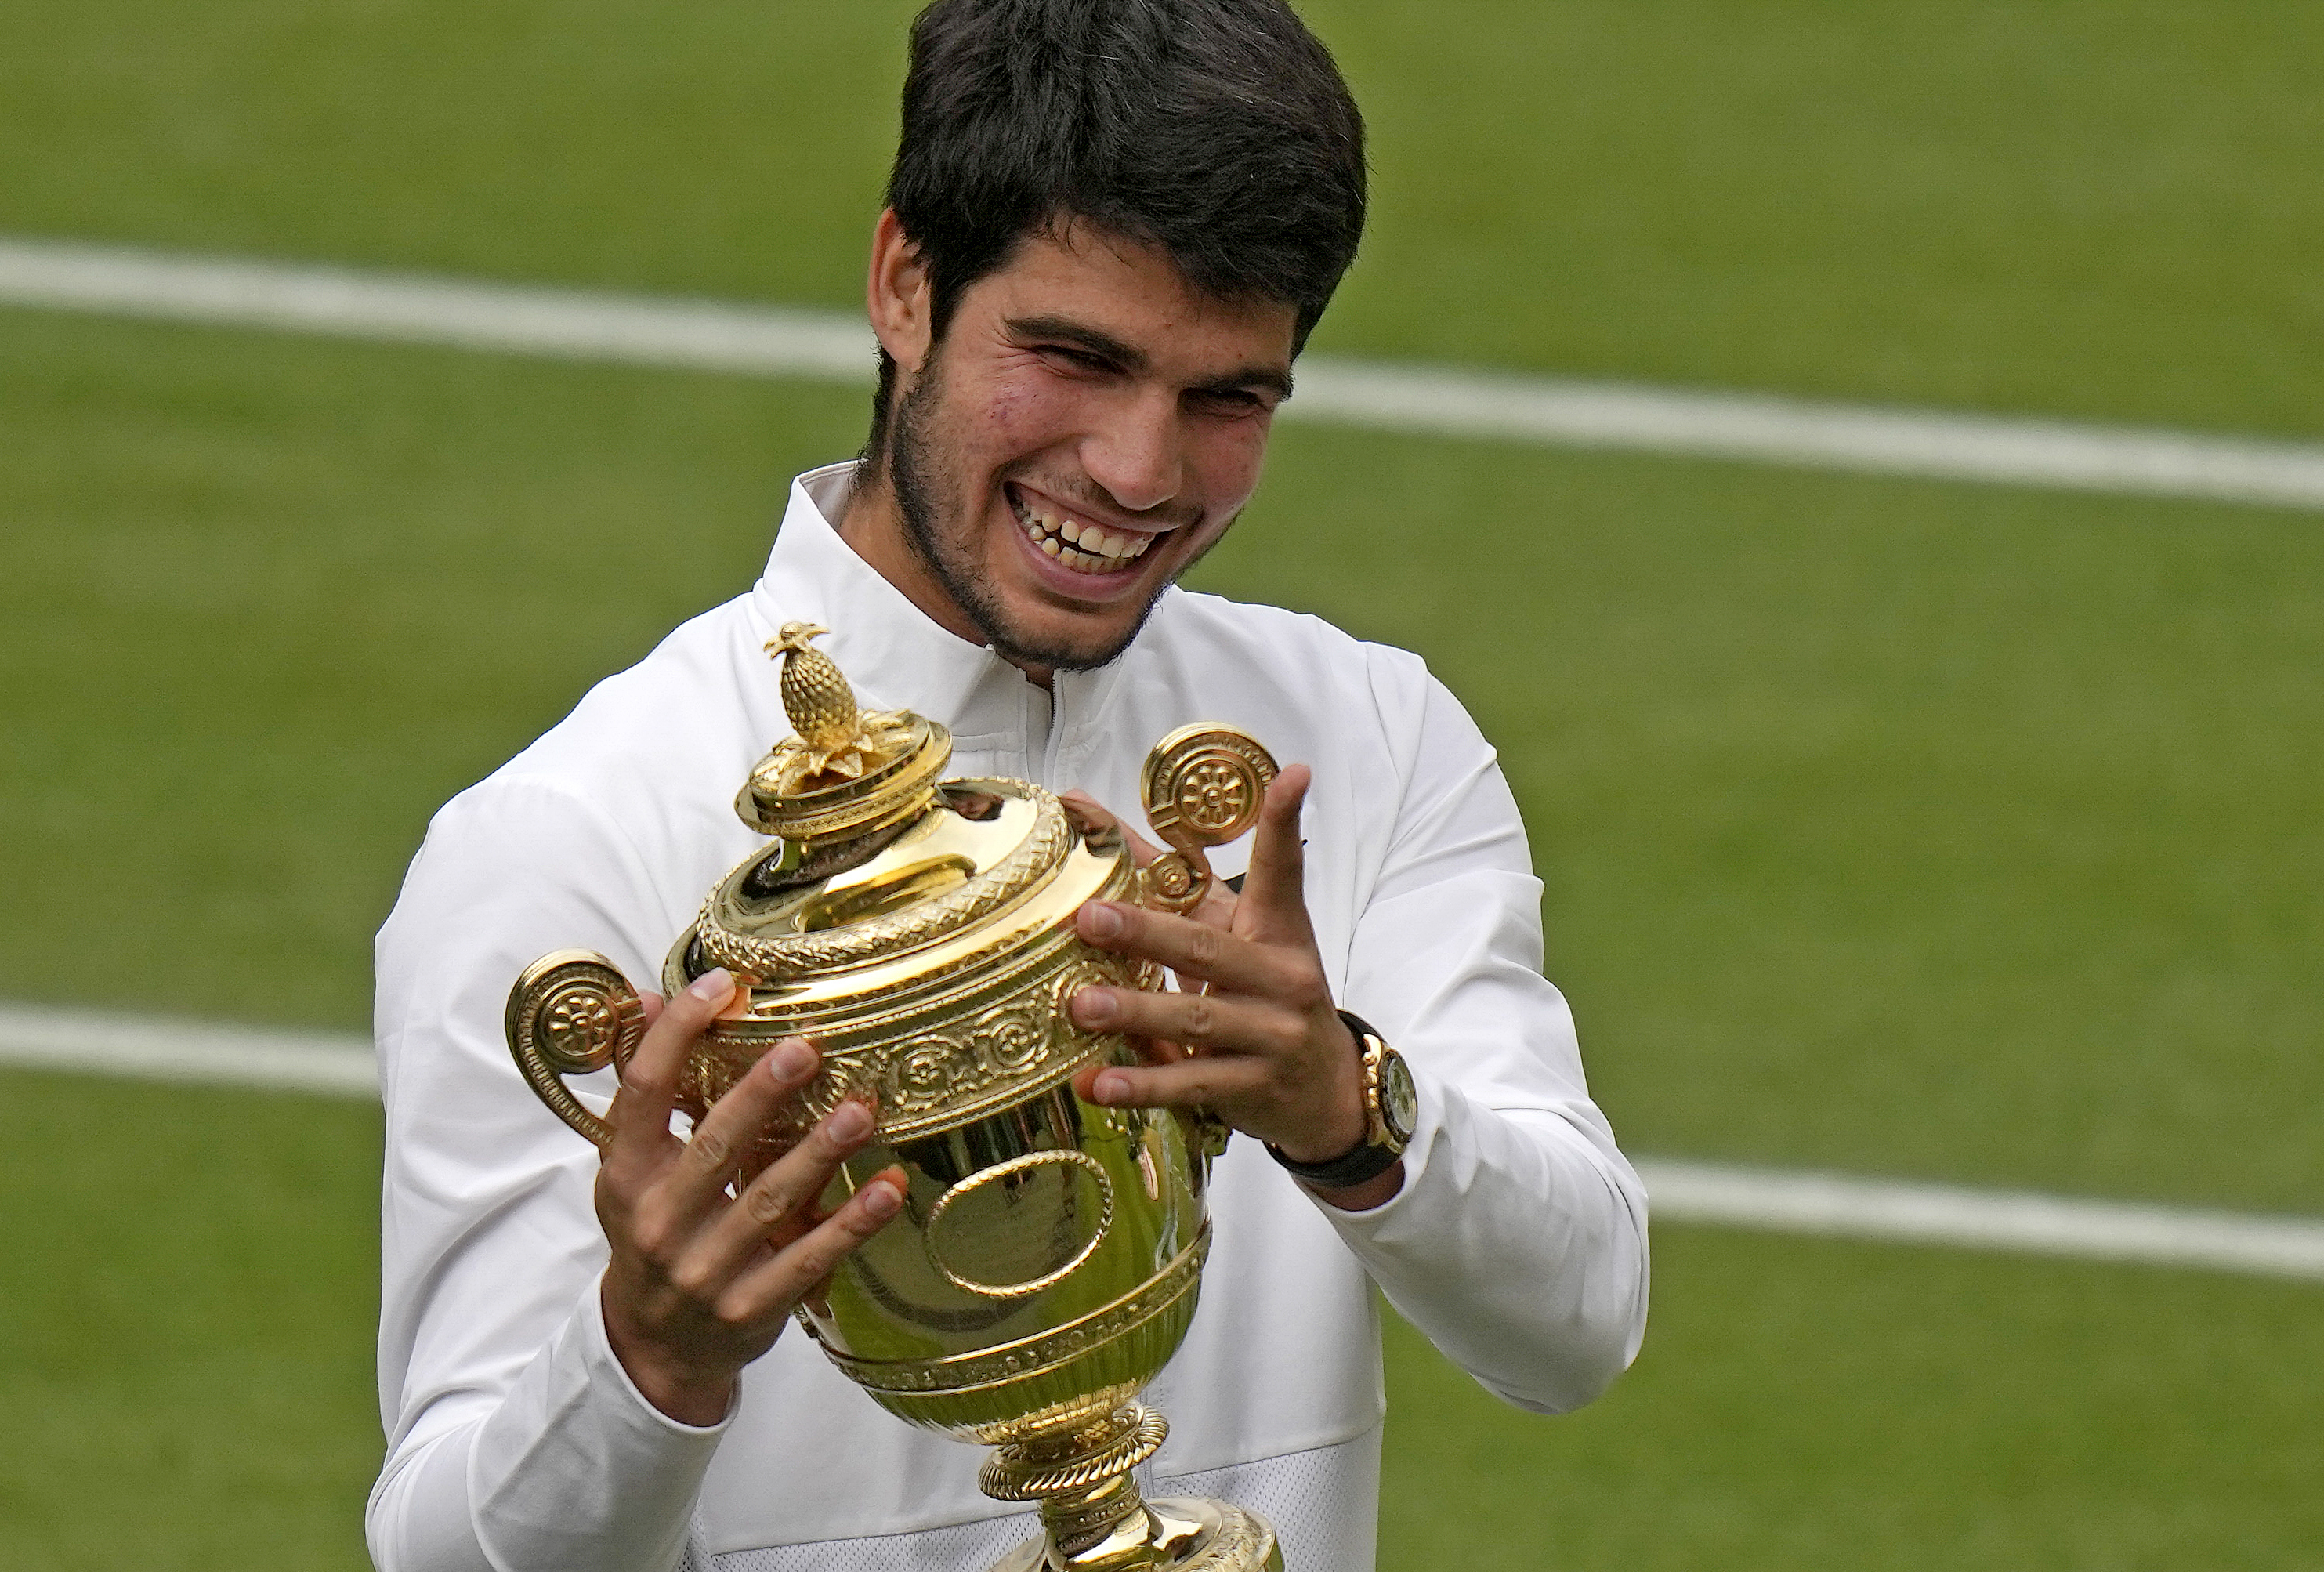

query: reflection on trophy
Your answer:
[504,622,1286,1571]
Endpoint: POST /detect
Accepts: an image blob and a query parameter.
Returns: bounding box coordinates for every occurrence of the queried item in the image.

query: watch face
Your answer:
[1377,1050,1419,1146]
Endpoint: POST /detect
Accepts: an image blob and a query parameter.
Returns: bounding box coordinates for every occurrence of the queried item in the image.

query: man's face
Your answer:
[880,226,1298,672]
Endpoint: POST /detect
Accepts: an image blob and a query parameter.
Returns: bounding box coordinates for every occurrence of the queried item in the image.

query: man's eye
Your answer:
[1192,389,1268,416]
[1039,346,1110,372]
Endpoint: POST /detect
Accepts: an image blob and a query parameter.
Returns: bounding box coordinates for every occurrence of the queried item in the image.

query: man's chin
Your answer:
[984,621,1141,674]
[976,595,1157,673]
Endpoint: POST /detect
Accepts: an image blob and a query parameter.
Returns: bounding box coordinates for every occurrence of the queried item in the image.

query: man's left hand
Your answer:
[1066,765,1397,1206]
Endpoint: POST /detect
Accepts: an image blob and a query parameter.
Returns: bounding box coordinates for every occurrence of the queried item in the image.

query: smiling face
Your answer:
[842,214,1298,676]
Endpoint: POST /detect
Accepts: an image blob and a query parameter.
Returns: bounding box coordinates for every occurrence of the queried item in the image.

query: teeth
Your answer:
[1011,490,1167,572]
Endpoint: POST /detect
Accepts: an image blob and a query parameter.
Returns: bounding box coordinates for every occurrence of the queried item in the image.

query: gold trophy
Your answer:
[504,623,1285,1571]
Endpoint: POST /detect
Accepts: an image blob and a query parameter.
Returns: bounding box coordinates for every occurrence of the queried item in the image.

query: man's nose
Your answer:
[1077,389,1186,516]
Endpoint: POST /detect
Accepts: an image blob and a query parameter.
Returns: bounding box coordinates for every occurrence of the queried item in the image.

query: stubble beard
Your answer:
[884,351,1191,673]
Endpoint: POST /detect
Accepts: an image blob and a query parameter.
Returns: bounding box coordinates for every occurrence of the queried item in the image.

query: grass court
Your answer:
[2,2,2319,1566]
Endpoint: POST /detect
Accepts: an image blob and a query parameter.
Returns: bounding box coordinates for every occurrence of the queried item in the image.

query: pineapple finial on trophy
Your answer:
[737,621,953,840]
[767,621,857,755]
[761,621,914,786]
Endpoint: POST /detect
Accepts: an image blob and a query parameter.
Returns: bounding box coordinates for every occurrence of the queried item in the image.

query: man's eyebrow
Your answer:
[1007,314,1294,403]
[1190,364,1295,403]
[1006,316,1149,372]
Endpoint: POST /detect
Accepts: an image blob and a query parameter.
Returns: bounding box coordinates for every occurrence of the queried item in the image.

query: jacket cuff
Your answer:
[465,1279,733,1572]
[1298,1058,1443,1223]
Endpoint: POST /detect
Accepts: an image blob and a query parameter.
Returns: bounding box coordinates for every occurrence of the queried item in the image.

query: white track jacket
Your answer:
[367,463,1649,1572]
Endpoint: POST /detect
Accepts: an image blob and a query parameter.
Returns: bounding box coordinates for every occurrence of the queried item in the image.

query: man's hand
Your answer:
[594,969,906,1425]
[1066,766,1399,1208]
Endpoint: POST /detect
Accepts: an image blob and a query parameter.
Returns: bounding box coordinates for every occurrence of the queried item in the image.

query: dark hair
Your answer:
[867,0,1367,452]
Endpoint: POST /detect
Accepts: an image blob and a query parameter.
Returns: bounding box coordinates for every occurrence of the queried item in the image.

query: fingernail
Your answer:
[828,1101,872,1142]
[1073,987,1118,1026]
[1084,903,1124,940]
[1093,1070,1130,1105]
[686,968,732,1002]
[769,1039,814,1080]
[863,1182,901,1219]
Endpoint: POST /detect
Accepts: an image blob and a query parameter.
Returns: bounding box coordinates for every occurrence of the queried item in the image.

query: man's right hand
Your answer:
[594,967,906,1425]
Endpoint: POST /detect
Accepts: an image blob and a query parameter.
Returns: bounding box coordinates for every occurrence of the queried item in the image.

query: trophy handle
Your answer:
[1136,726,1278,915]
[504,950,648,1150]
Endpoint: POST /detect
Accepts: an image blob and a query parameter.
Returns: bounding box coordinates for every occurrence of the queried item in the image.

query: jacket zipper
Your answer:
[1038,669,1070,789]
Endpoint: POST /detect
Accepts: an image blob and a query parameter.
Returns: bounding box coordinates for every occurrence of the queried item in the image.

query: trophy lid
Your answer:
[694,625,1087,987]
[733,621,954,845]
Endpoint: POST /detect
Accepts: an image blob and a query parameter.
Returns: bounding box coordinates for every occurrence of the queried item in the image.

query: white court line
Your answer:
[0,1000,379,1097]
[1641,1159,2324,1283]
[5,998,2321,1282]
[8,234,2324,512]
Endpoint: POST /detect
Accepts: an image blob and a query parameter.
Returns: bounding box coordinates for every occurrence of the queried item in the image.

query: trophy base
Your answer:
[986,1495,1282,1572]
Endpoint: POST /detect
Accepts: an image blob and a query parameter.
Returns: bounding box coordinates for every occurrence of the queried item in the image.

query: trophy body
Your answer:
[505,625,1284,1570]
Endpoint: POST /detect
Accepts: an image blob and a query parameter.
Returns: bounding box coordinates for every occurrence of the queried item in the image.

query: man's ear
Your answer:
[866,208,935,375]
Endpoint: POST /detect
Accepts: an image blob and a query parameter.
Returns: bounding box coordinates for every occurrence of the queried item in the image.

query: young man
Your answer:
[368,3,1648,1568]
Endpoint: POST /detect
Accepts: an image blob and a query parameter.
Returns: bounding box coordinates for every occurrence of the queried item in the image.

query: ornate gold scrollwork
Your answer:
[503,951,647,1149]
[1138,726,1279,914]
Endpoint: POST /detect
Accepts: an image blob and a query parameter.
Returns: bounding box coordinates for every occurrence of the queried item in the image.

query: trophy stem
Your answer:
[979,1404,1282,1572]
[1037,1476,1173,1567]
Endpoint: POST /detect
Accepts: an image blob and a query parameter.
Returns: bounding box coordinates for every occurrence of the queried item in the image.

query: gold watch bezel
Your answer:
[1355,1027,1416,1155]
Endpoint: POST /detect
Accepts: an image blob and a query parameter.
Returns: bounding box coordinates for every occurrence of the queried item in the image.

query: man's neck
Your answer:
[835,466,1055,690]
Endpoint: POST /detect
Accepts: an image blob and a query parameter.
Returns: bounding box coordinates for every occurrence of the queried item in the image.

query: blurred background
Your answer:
[3,1,2320,1567]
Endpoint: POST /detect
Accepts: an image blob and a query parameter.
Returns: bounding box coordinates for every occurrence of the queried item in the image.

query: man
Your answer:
[367,2,1649,1568]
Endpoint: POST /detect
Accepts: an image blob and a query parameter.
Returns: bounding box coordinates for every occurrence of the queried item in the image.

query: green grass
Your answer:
[1215,431,2324,1214]
[0,310,860,1025]
[4,0,2321,1565]
[0,1071,381,1572]
[1383,1229,2324,1570]
[6,1,2324,435]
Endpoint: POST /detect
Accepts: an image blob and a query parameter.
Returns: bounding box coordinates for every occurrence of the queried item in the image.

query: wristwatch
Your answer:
[1268,1011,1417,1190]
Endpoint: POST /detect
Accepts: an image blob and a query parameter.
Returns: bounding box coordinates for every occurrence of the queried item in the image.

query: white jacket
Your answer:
[367,463,1649,1572]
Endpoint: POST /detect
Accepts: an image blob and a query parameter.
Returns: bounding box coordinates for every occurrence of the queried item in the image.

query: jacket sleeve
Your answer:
[366,778,731,1572]
[1321,666,1650,1414]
